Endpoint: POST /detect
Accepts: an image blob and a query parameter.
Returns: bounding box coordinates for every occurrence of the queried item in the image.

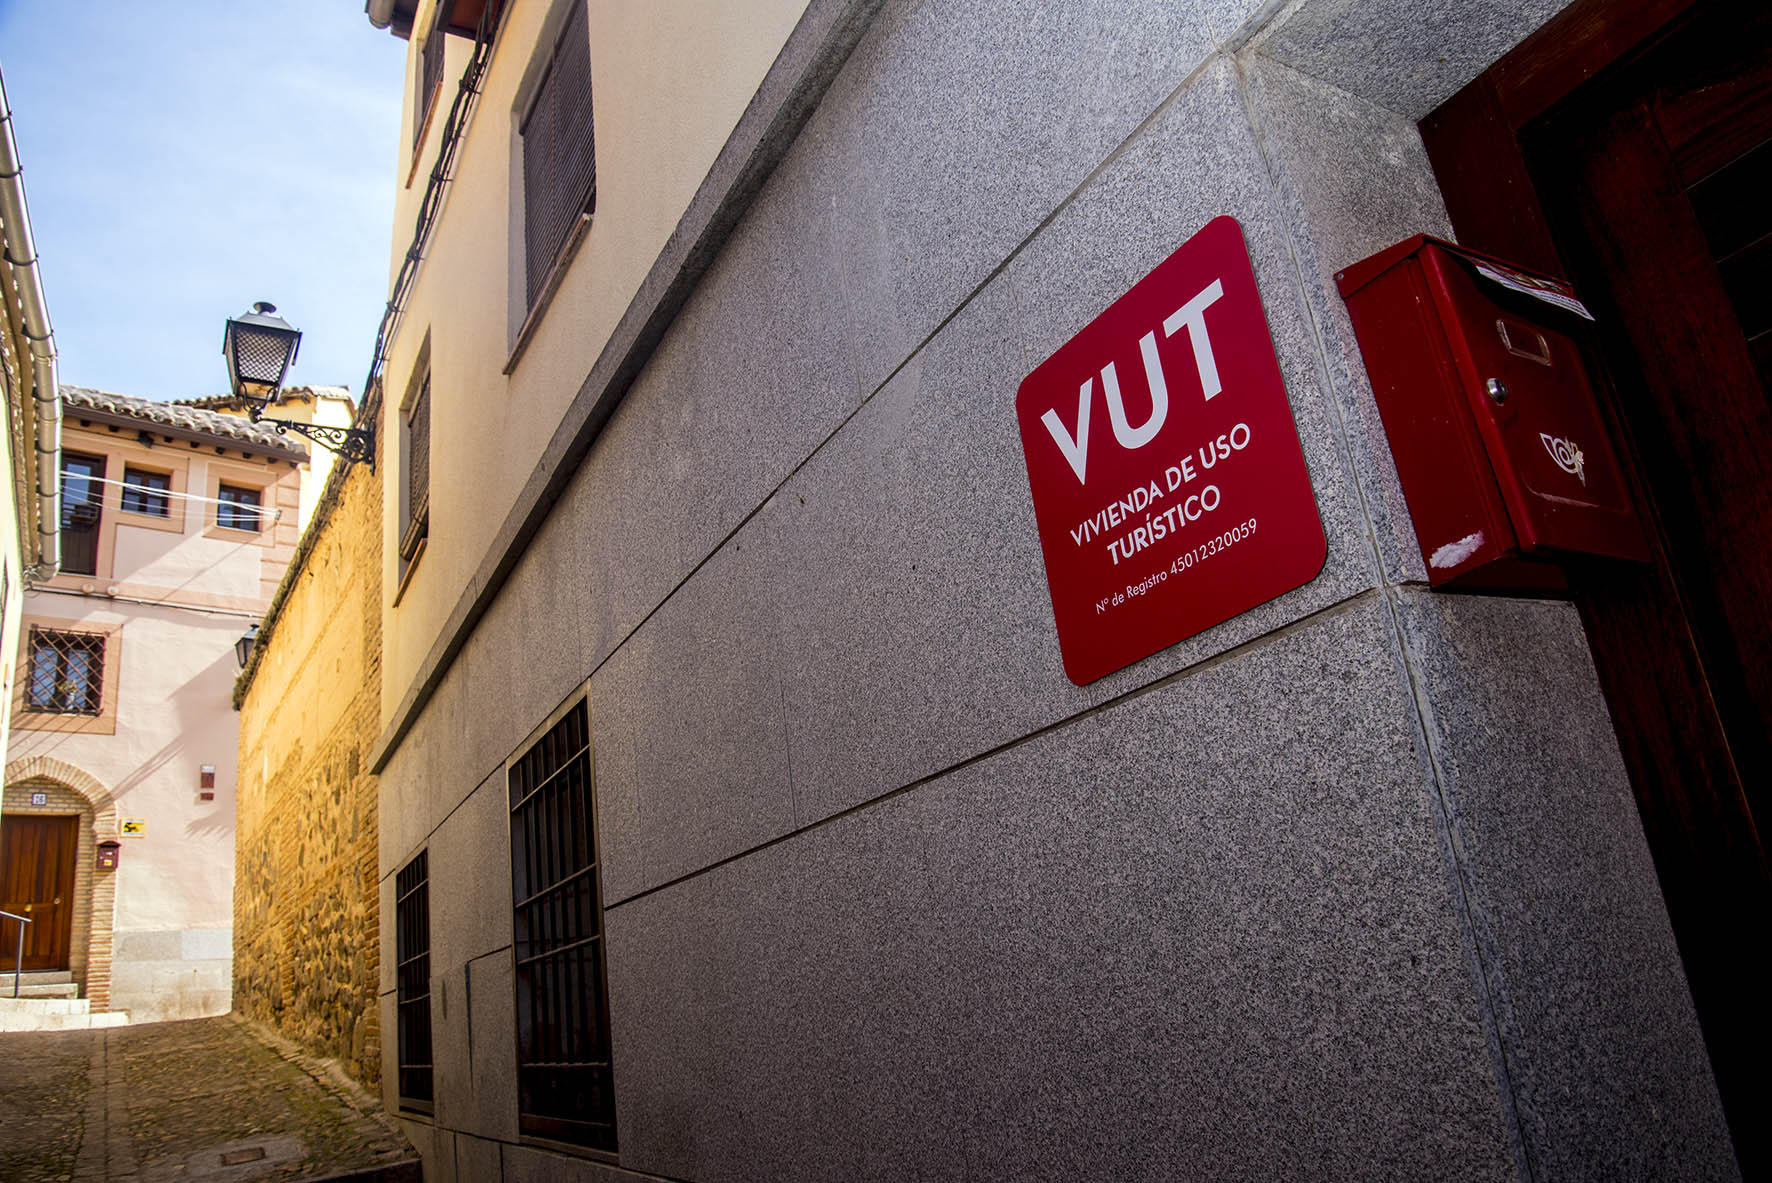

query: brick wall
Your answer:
[234,456,383,1087]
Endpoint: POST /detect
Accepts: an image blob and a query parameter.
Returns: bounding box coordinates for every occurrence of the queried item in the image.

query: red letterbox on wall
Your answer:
[1337,236,1647,588]
[97,840,121,871]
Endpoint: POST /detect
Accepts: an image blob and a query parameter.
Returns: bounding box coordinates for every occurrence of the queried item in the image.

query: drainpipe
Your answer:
[366,0,397,30]
[0,64,61,581]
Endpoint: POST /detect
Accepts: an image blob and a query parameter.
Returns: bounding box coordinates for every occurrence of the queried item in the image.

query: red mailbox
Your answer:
[97,840,121,871]
[1337,236,1647,588]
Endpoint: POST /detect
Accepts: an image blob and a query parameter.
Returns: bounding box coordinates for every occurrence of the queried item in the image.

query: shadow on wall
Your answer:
[114,525,278,606]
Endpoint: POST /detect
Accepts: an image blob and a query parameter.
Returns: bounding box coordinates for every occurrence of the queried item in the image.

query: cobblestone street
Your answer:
[0,1015,420,1181]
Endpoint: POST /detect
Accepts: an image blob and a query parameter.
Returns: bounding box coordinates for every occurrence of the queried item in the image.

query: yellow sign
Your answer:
[121,818,146,836]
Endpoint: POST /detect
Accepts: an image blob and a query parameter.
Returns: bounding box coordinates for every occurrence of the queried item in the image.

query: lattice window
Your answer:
[59,452,105,576]
[120,467,171,517]
[401,374,431,563]
[520,1,596,309]
[24,628,105,715]
[217,483,264,533]
[395,850,434,1111]
[509,699,616,1151]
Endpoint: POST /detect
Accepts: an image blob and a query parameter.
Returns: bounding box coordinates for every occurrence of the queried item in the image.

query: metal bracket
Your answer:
[257,416,376,470]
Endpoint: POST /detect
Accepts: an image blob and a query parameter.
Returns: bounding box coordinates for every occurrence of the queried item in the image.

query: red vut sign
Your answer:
[1016,216,1326,684]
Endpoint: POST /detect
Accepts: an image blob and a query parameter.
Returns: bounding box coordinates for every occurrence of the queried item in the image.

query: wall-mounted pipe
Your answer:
[0,64,61,582]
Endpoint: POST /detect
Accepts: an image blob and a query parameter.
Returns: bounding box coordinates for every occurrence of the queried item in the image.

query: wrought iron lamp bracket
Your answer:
[255,414,376,470]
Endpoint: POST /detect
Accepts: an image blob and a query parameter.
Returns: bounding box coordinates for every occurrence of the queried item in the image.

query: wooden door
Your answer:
[1421,1,1769,1173]
[0,815,78,972]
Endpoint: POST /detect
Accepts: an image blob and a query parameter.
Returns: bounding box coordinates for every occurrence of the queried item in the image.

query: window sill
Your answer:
[406,83,444,190]
[505,211,593,376]
[203,523,274,547]
[116,507,185,535]
[14,710,117,736]
[392,537,427,608]
[39,572,108,591]
[517,1133,619,1166]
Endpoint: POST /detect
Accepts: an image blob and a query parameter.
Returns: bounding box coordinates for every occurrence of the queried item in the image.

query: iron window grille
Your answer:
[395,850,435,1112]
[24,628,105,715]
[401,375,431,562]
[59,452,105,576]
[216,483,264,533]
[120,467,171,517]
[509,700,616,1151]
[520,0,596,309]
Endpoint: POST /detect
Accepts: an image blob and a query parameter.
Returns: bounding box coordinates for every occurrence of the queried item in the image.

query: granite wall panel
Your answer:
[1391,588,1737,1179]
[1253,0,1576,118]
[426,768,512,1005]
[820,0,1218,394]
[374,1,1738,1178]
[607,595,1516,1181]
[591,56,1395,892]
[589,526,796,899]
[1239,53,1457,586]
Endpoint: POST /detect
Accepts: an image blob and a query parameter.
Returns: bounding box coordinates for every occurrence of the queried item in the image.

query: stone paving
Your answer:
[0,1014,421,1182]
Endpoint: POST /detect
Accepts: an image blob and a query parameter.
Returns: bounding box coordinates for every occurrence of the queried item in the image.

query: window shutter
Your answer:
[402,376,432,561]
[418,28,446,143]
[521,2,596,308]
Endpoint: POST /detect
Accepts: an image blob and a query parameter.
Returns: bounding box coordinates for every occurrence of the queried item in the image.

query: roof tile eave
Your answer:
[61,385,309,457]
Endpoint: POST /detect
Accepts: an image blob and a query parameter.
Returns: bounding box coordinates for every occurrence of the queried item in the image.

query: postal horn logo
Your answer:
[1539,432,1586,486]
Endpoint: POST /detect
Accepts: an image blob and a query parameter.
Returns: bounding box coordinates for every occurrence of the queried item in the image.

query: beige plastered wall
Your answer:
[42,422,303,609]
[378,0,810,727]
[8,592,250,1018]
[7,423,300,1019]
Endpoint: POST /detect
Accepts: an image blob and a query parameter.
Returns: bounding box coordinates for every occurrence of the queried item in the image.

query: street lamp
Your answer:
[222,302,375,468]
[234,623,259,670]
[222,301,302,401]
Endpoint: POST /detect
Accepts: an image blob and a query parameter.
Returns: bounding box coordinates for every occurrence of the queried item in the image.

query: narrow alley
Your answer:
[0,1016,419,1181]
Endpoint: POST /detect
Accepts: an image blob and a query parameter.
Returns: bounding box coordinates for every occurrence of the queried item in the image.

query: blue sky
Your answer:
[0,3,407,403]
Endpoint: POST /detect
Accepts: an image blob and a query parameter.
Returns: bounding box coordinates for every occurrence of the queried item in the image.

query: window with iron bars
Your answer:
[520,0,596,310]
[395,850,434,1112]
[509,699,616,1151]
[24,628,106,715]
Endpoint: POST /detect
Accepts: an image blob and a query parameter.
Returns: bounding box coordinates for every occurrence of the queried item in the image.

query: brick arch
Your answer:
[5,754,118,835]
[4,754,118,1010]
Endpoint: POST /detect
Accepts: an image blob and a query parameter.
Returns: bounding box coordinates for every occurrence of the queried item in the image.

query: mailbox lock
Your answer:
[1485,378,1509,405]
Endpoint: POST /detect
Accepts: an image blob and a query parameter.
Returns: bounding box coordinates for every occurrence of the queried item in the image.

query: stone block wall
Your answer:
[235,457,383,1088]
[369,0,1737,1176]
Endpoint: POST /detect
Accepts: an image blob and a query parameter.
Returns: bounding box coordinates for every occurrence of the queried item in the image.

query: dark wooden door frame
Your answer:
[1420,1,1768,1175]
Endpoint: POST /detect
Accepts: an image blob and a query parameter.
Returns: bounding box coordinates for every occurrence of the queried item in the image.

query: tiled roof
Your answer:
[62,386,308,456]
[172,384,353,413]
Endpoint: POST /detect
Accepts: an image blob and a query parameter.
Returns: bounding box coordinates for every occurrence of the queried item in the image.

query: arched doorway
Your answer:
[1,755,119,1009]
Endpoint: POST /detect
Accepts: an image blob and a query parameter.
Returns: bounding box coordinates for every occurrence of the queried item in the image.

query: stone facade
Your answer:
[360,0,1743,1178]
[234,455,383,1088]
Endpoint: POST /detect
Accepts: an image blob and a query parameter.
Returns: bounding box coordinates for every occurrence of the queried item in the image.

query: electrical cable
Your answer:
[61,474,285,520]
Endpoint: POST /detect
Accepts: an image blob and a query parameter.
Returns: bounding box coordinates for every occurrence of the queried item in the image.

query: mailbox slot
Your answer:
[1337,235,1648,588]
